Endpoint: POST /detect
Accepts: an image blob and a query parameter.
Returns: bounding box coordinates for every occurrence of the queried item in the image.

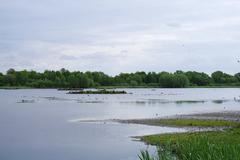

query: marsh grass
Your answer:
[139,136,240,160]
[152,119,238,127]
[130,118,238,128]
[138,119,240,160]
[138,150,155,160]
[176,136,240,160]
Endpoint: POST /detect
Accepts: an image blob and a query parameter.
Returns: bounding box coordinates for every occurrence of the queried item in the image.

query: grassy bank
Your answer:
[0,86,33,89]
[122,118,239,128]
[137,118,240,160]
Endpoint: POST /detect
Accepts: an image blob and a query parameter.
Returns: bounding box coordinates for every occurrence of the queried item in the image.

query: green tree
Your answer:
[174,74,189,87]
[0,73,3,86]
[68,75,79,88]
[211,71,224,83]
[78,74,90,88]
[185,71,211,86]
[7,68,16,75]
[212,71,238,84]
[235,73,240,82]
[159,73,189,88]
[3,74,17,86]
[145,72,158,84]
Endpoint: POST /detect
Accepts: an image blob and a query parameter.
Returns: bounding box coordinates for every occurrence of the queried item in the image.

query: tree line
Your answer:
[0,68,239,88]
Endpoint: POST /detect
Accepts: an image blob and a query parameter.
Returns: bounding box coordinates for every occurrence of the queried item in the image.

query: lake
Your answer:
[0,88,239,160]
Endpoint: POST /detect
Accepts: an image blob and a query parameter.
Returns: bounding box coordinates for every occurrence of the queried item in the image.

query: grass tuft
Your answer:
[138,119,240,160]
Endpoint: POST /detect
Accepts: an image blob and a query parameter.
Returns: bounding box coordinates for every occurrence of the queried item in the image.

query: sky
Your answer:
[0,0,240,75]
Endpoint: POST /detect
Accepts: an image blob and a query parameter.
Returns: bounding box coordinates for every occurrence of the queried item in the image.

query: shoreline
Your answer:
[117,111,240,152]
[118,111,240,127]
[0,86,240,90]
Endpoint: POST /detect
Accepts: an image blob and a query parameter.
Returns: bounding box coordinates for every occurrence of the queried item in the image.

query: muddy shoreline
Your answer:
[117,111,240,129]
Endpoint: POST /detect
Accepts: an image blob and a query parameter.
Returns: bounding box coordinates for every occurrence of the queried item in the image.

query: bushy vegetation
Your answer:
[139,119,240,160]
[0,68,239,88]
[131,118,239,128]
[139,136,240,160]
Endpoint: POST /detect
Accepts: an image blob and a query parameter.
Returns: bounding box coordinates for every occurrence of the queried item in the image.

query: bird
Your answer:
[238,60,240,63]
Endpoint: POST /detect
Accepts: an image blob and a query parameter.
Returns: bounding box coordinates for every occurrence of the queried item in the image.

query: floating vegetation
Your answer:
[77,100,104,103]
[147,99,169,104]
[42,96,73,101]
[17,99,35,103]
[147,99,206,104]
[175,100,206,104]
[67,89,127,94]
[212,99,229,104]
[58,88,84,91]
[120,99,207,105]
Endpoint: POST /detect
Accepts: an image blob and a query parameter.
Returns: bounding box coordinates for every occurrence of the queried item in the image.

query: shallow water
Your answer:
[0,88,239,160]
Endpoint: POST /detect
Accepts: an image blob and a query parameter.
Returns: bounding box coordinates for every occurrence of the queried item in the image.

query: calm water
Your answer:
[0,88,240,160]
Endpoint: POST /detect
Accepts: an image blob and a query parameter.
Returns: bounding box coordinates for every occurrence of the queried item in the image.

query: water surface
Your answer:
[0,88,239,160]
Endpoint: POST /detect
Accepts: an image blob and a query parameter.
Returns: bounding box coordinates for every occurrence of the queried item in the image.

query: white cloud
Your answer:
[0,0,240,74]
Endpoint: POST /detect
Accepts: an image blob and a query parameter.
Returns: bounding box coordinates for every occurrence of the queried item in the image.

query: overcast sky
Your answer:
[0,0,240,75]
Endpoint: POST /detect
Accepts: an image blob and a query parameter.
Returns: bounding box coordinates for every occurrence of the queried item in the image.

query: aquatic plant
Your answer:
[138,150,155,160]
[139,136,240,160]
[67,89,127,94]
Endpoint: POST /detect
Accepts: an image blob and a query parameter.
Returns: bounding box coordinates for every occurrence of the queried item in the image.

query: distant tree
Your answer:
[16,70,29,85]
[44,70,57,81]
[185,71,211,86]
[211,71,224,83]
[3,74,16,86]
[0,69,239,88]
[128,74,142,85]
[7,68,16,75]
[175,70,185,75]
[212,71,238,84]
[235,73,240,82]
[159,73,175,88]
[0,73,3,86]
[145,72,158,84]
[135,71,147,83]
[68,75,79,88]
[78,74,90,88]
[129,80,138,86]
[174,74,189,87]
[159,72,189,88]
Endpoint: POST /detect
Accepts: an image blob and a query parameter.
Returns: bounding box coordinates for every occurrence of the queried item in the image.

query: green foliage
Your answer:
[159,73,189,88]
[175,136,240,160]
[0,69,239,88]
[139,136,240,160]
[138,150,155,160]
[234,73,240,81]
[0,73,3,86]
[133,119,238,127]
[139,119,240,160]
[212,71,238,84]
[185,71,211,86]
